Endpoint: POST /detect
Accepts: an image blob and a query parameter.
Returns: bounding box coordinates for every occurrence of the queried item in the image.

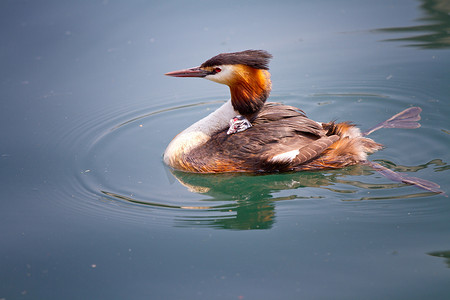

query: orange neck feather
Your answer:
[229,65,271,118]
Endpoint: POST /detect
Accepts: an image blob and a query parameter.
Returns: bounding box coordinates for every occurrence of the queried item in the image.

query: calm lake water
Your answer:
[1,0,449,299]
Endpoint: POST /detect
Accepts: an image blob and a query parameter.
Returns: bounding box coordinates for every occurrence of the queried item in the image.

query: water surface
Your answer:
[1,0,449,299]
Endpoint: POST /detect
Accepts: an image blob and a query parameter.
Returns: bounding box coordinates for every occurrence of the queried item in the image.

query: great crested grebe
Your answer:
[163,50,443,194]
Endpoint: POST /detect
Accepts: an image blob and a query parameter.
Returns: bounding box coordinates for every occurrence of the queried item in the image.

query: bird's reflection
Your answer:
[167,159,444,229]
[169,167,355,230]
[101,159,445,230]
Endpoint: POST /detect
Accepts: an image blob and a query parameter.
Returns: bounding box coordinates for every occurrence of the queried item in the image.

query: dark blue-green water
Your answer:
[1,0,449,299]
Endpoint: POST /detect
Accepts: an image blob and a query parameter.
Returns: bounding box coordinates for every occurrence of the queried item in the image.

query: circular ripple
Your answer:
[45,84,447,227]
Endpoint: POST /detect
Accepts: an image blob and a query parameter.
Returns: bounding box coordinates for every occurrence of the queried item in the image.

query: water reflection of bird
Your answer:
[164,50,442,194]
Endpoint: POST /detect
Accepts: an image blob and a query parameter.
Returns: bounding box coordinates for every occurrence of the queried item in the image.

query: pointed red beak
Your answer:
[165,67,209,78]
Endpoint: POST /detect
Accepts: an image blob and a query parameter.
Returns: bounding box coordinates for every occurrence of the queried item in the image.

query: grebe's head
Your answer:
[165,50,273,118]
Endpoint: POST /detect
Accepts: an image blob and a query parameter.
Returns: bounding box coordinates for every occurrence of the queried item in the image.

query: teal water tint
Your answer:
[1,0,450,299]
[377,0,450,48]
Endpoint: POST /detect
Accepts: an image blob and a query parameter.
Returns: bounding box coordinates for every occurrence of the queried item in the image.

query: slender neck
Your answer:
[229,67,271,119]
[186,99,238,136]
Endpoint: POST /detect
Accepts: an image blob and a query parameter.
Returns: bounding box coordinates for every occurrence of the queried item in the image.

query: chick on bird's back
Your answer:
[164,50,380,173]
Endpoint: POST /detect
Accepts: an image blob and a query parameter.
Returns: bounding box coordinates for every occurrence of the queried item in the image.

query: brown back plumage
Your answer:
[177,103,381,173]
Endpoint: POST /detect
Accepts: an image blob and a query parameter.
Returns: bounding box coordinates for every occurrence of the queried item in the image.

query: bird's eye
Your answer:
[214,67,222,73]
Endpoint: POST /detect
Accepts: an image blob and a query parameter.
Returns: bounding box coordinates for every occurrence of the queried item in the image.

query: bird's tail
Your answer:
[363,107,422,136]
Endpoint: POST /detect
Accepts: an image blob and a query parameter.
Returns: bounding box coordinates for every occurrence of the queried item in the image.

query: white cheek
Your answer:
[205,65,234,84]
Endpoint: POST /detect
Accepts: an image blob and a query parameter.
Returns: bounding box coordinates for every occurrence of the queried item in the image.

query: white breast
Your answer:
[163,100,238,167]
